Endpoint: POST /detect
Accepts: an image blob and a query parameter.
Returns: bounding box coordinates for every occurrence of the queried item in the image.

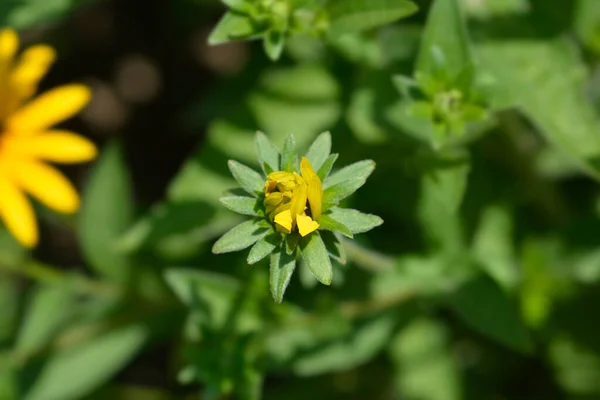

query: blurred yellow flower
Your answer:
[264,157,322,237]
[0,29,96,248]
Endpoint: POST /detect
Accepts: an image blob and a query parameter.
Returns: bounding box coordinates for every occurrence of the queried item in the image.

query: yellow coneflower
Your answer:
[0,29,96,248]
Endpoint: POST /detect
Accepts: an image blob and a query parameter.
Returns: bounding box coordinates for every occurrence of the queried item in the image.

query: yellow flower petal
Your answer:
[12,159,80,213]
[301,157,322,220]
[296,214,319,237]
[289,180,307,221]
[0,29,18,62]
[7,84,92,133]
[9,45,56,107]
[6,130,97,163]
[274,209,292,234]
[0,175,37,247]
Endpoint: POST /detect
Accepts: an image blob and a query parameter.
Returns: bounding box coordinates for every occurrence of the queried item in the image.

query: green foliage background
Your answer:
[2,0,600,398]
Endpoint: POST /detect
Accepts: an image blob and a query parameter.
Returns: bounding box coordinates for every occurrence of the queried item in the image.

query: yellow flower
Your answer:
[264,157,322,237]
[0,29,96,248]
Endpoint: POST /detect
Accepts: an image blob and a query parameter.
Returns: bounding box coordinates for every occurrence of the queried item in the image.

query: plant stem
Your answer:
[0,258,120,297]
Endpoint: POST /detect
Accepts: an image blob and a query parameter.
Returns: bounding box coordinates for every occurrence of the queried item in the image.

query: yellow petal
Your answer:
[12,160,80,213]
[0,175,37,247]
[7,84,92,133]
[274,209,292,234]
[289,181,307,222]
[9,45,56,106]
[301,157,322,220]
[0,29,18,61]
[6,130,97,163]
[296,214,319,237]
[300,157,318,181]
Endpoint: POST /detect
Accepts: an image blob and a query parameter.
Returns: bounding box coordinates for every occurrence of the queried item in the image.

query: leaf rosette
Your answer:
[212,131,383,302]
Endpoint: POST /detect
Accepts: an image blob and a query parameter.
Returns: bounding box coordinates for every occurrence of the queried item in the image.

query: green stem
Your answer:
[0,258,120,297]
[343,239,396,272]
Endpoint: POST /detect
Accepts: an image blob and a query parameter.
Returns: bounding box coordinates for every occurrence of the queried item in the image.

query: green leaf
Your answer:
[79,141,135,284]
[264,30,285,61]
[477,39,600,180]
[550,335,600,395]
[248,233,281,264]
[322,160,375,203]
[281,134,298,172]
[304,131,332,172]
[325,207,383,234]
[320,231,347,264]
[299,232,332,285]
[22,324,148,400]
[255,131,281,174]
[323,160,375,189]
[208,11,261,45]
[326,0,418,38]
[390,318,462,400]
[219,196,263,217]
[316,153,338,181]
[15,282,75,359]
[472,206,519,290]
[0,352,17,400]
[416,0,472,79]
[419,151,470,251]
[248,66,341,151]
[228,160,265,197]
[449,274,533,353]
[270,247,297,303]
[292,313,397,375]
[212,219,270,254]
[575,0,600,53]
[0,0,85,29]
[317,214,353,238]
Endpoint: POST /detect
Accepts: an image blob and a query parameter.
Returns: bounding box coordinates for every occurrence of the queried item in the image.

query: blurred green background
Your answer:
[3,0,600,399]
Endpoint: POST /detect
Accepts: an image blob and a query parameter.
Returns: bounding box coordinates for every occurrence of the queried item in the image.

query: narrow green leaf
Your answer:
[22,324,148,400]
[317,214,353,238]
[416,0,472,79]
[79,141,134,284]
[449,274,533,353]
[285,234,299,255]
[255,131,280,174]
[219,196,263,216]
[317,153,339,181]
[228,160,265,196]
[208,11,261,45]
[326,0,418,38]
[212,219,270,254]
[299,232,332,285]
[305,131,332,172]
[248,233,281,264]
[326,207,383,234]
[270,247,297,303]
[281,134,298,172]
[322,178,369,204]
[320,231,347,264]
[15,282,74,358]
[323,160,375,189]
[264,30,285,61]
